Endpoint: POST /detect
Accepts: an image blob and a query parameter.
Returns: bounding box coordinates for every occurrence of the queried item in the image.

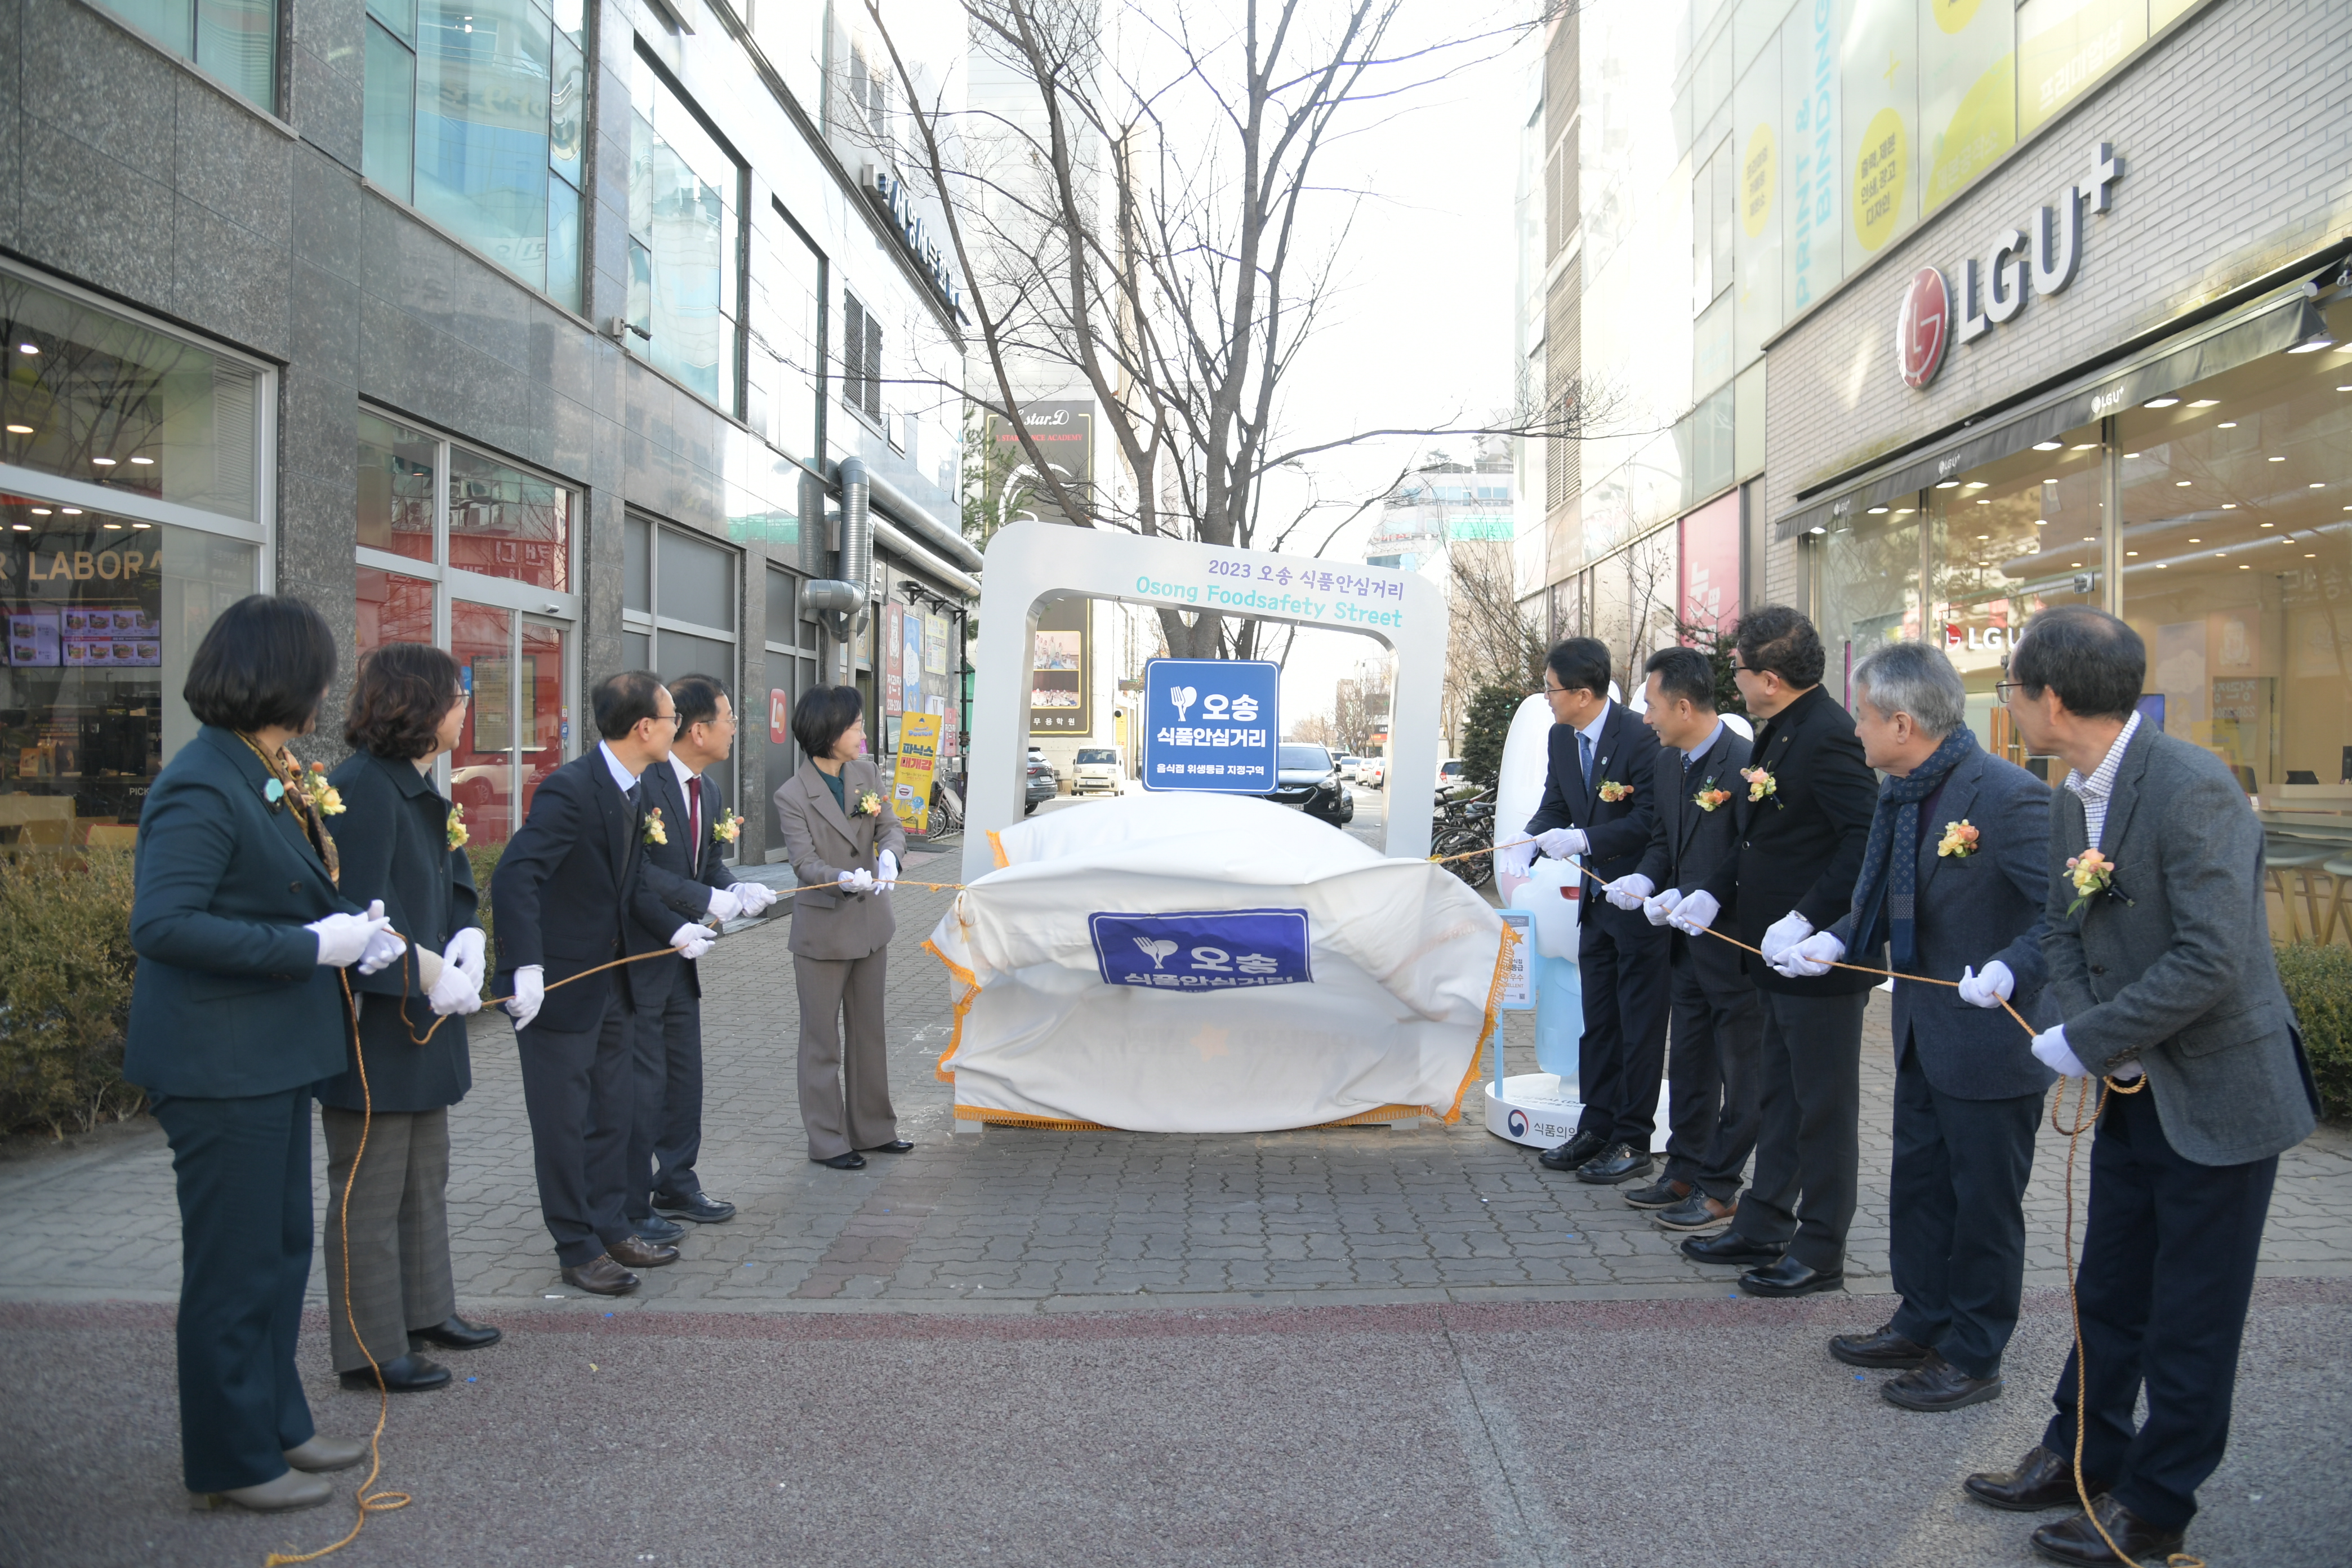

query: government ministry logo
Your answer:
[1897,266,1950,390]
[1507,1108,1529,1139]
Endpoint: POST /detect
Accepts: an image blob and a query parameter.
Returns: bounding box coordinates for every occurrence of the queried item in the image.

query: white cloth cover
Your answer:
[927,792,1508,1132]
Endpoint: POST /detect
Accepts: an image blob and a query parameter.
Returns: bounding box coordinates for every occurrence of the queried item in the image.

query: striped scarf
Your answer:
[1846,726,1976,969]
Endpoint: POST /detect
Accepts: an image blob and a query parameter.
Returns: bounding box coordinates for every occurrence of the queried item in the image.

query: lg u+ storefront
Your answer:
[1765,0,2352,819]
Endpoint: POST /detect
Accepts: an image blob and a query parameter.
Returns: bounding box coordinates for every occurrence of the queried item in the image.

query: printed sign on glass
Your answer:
[1139,657,1279,792]
[1089,908,1312,994]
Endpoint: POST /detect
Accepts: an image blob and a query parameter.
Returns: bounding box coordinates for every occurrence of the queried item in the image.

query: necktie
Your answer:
[1579,730,1595,793]
[688,775,704,871]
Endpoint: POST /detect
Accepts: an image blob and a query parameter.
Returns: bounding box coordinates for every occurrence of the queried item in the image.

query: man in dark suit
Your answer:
[1772,641,2054,1410]
[1498,636,1670,1186]
[623,675,780,1236]
[490,671,717,1297]
[1650,606,1880,1298]
[1600,645,1761,1232]
[1962,608,2319,1567]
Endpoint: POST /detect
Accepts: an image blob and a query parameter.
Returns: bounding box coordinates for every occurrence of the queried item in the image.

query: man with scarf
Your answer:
[1774,641,2055,1410]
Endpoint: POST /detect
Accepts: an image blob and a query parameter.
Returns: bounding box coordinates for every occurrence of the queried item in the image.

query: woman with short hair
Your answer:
[318,641,501,1396]
[124,595,400,1512]
[773,687,911,1170]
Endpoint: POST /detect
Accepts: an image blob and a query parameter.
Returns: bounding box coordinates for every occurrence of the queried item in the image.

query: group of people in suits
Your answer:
[1505,604,2319,1566]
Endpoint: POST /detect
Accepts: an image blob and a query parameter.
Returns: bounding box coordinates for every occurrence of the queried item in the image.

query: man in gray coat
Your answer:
[1774,642,2053,1411]
[1960,607,2320,1568]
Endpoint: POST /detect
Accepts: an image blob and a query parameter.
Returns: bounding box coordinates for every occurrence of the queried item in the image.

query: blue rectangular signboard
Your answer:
[1089,908,1313,993]
[1140,657,1280,792]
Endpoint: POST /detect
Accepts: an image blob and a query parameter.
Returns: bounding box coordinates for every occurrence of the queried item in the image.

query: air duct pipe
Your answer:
[802,457,874,678]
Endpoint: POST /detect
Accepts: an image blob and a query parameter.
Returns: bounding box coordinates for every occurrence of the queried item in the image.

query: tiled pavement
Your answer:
[2,839,2347,1317]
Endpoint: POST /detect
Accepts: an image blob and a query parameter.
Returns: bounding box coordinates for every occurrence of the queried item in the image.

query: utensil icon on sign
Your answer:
[1134,937,1179,969]
[1170,685,1197,721]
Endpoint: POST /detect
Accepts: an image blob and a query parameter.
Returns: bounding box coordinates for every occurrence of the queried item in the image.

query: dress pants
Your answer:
[515,995,637,1267]
[1574,918,1672,1148]
[1726,988,1868,1272]
[627,973,706,1220]
[795,948,897,1159]
[2042,1084,2277,1530]
[1883,1040,2039,1379]
[150,1088,318,1494]
[1657,940,1764,1202]
[319,1105,457,1374]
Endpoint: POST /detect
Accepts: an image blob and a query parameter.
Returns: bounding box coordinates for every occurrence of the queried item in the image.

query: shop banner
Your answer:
[891,711,941,832]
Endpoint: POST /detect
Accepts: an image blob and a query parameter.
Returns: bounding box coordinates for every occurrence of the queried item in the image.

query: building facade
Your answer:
[0,0,978,867]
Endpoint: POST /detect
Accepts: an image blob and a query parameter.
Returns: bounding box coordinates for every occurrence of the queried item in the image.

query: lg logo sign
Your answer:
[1897,142,2126,391]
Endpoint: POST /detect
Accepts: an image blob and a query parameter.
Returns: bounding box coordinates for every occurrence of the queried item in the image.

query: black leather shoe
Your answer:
[1679,1230,1782,1266]
[858,1139,915,1153]
[1829,1322,1931,1368]
[2030,1495,2185,1566]
[813,1151,867,1170]
[629,1212,687,1244]
[1654,1192,1737,1231]
[1576,1144,1655,1185]
[654,1190,737,1224]
[1537,1129,1607,1171]
[338,1352,451,1393]
[1965,1445,2109,1513]
[608,1235,679,1268]
[409,1315,501,1353]
[1738,1257,1843,1297]
[1882,1349,2002,1411]
[1622,1178,1690,1210]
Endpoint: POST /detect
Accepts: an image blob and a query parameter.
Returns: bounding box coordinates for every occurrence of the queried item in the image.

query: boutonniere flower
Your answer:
[1936,819,1979,859]
[853,789,883,818]
[446,802,469,851]
[1692,779,1731,812]
[1741,765,1779,803]
[643,807,669,846]
[300,761,346,816]
[2065,848,2124,916]
[1597,780,1633,803]
[712,807,743,843]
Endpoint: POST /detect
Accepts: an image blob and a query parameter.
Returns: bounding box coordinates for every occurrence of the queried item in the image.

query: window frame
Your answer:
[622,513,745,806]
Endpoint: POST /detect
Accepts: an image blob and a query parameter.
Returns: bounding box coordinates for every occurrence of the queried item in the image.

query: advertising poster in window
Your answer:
[1732,33,1783,366]
[1841,0,1917,273]
[2017,0,2144,138]
[470,657,513,752]
[1680,492,1741,634]
[924,611,948,674]
[901,606,924,707]
[883,600,903,715]
[891,711,941,832]
[1783,0,1842,316]
[1030,599,1090,736]
[1920,0,2017,213]
[985,400,1095,525]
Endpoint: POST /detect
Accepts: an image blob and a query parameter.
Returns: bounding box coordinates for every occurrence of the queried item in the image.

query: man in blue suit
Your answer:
[1773,640,2053,1408]
[622,675,779,1237]
[1499,636,1671,1186]
[490,672,718,1296]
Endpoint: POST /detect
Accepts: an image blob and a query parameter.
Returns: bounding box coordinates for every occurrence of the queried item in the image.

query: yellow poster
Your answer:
[1918,0,2015,214]
[2017,0,2145,137]
[1732,34,1783,364]
[1842,0,1918,269]
[890,711,942,833]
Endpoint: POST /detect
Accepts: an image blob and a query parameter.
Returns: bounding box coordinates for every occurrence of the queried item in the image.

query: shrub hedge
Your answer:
[2276,941,2352,1123]
[0,848,142,1137]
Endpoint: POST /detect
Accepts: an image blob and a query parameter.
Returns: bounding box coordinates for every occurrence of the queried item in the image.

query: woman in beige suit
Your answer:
[774,687,911,1170]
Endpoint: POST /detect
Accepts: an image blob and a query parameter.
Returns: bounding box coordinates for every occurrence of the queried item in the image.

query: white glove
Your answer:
[427,953,484,1015]
[1773,930,1846,978]
[2032,1024,2090,1079]
[310,898,398,969]
[1667,889,1721,935]
[669,923,715,961]
[506,965,545,1030]
[703,886,745,924]
[1496,840,1535,880]
[875,850,899,894]
[1642,887,1685,927]
[354,899,407,977]
[1604,874,1654,912]
[1760,910,1814,963]
[838,868,875,895]
[443,926,487,985]
[2111,1057,2144,1083]
[1958,961,2015,1009]
[1535,827,1588,859]
[728,881,779,915]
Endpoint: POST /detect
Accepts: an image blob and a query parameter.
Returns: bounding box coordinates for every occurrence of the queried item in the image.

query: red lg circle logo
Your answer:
[1897,267,1949,390]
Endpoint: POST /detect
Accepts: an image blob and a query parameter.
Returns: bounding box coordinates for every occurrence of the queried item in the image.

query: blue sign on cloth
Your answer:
[1089,908,1313,994]
[1139,657,1281,792]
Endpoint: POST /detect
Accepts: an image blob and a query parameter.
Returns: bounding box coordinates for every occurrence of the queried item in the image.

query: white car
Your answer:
[1436,757,1468,796]
[1357,756,1386,789]
[1071,746,1122,795]
[1336,755,1361,781]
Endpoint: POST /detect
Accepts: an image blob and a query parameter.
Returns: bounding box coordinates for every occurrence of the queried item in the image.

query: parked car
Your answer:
[1263,743,1348,825]
[1336,754,1361,781]
[1072,746,1122,795]
[1435,756,1471,801]
[1024,756,1058,814]
[1357,755,1386,789]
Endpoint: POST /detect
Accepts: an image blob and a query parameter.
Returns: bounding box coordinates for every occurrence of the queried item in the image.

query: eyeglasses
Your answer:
[1994,680,2021,703]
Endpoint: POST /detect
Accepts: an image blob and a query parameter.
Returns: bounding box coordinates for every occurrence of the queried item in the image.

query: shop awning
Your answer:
[1774,293,2330,541]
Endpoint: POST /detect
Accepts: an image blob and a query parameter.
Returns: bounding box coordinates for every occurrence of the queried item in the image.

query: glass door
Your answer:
[449,600,516,847]
[519,616,570,825]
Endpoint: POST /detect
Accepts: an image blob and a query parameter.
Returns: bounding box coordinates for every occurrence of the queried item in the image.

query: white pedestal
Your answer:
[1484,1073,1670,1153]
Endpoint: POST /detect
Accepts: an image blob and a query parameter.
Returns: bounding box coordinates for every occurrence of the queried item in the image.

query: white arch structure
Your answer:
[962,521,1449,883]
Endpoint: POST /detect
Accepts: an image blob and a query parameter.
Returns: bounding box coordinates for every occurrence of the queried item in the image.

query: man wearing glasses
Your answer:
[489,672,719,1297]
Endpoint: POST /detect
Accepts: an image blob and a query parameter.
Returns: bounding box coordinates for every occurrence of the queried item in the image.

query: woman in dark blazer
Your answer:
[773,687,910,1170]
[124,596,402,1513]
[318,642,501,1395]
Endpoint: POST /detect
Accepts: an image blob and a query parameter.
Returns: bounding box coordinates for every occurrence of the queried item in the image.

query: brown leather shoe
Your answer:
[560,1253,640,1295]
[2030,1494,2186,1566]
[1965,1445,2109,1513]
[608,1235,679,1269]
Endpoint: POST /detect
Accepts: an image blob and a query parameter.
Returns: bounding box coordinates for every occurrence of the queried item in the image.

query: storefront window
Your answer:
[628,50,744,411]
[1,501,256,844]
[1817,508,1923,700]
[2117,300,2352,798]
[448,444,571,590]
[2,270,262,524]
[358,411,436,564]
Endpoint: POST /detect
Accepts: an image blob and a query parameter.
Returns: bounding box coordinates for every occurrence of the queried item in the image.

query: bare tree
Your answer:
[1441,538,1544,746]
[1288,711,1339,747]
[1331,657,1390,754]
